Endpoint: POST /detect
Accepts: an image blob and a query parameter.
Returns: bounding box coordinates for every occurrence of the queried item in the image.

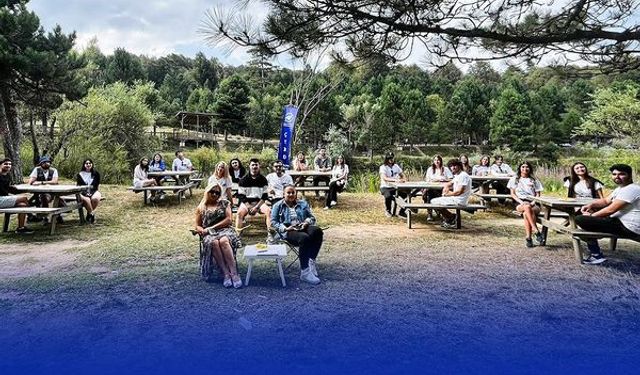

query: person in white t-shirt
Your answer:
[507,161,544,248]
[324,155,349,210]
[490,155,515,204]
[423,154,453,220]
[172,150,193,172]
[432,159,472,229]
[208,161,234,203]
[471,155,491,176]
[563,162,605,199]
[266,160,294,203]
[576,164,640,265]
[379,152,407,218]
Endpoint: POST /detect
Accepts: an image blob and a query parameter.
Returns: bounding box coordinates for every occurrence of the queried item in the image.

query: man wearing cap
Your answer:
[0,158,34,234]
[576,164,640,265]
[28,156,60,218]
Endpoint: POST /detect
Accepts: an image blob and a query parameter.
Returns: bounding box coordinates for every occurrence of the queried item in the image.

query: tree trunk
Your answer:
[0,87,24,183]
[29,112,41,166]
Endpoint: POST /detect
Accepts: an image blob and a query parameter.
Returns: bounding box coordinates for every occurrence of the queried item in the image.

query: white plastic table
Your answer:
[243,244,288,287]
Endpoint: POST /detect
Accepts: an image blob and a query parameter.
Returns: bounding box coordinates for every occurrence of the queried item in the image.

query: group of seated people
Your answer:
[508,161,639,265]
[0,156,102,233]
[379,153,640,265]
[132,150,194,202]
[195,176,325,288]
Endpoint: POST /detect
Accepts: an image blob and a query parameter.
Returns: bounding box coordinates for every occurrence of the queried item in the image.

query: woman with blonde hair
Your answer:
[195,183,242,288]
[208,161,234,203]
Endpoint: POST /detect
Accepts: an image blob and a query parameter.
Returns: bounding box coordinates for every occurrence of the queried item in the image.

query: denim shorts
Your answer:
[0,195,18,208]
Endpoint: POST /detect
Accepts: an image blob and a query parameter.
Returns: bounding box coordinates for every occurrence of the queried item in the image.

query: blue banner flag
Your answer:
[277,105,298,167]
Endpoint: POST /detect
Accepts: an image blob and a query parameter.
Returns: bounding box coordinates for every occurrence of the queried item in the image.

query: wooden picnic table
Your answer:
[389,181,485,229]
[529,196,595,262]
[129,171,199,205]
[286,170,333,193]
[470,175,512,194]
[389,181,447,203]
[147,170,197,178]
[287,170,333,177]
[1,184,89,234]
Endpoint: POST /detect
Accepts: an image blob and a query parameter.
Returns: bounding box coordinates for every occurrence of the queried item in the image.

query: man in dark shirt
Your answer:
[0,158,34,234]
[236,158,272,235]
[312,147,332,196]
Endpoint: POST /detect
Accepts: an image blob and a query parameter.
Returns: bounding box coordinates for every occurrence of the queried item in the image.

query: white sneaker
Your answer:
[309,259,318,277]
[301,267,320,285]
[223,276,232,288]
[330,200,337,207]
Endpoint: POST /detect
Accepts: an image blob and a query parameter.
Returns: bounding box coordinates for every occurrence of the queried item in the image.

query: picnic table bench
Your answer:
[0,184,88,234]
[390,181,486,228]
[129,170,198,205]
[474,193,513,203]
[287,170,333,196]
[528,196,640,263]
[127,182,197,205]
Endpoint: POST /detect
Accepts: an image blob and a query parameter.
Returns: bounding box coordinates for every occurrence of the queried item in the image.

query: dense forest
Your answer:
[3,1,640,182]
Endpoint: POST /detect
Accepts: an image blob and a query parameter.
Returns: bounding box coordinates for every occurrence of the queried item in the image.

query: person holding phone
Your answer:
[270,185,323,285]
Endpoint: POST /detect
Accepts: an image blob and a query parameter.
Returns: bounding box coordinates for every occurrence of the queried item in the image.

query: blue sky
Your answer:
[29,0,259,65]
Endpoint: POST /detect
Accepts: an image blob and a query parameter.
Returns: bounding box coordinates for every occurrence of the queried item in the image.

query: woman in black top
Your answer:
[228,158,246,183]
[75,158,102,224]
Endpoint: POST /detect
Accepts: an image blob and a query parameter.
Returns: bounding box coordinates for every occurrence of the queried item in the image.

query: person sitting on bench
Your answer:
[576,164,640,265]
[432,159,472,229]
[266,160,293,204]
[236,158,272,242]
[75,159,102,224]
[379,152,407,218]
[0,158,33,234]
[28,155,58,205]
[564,162,605,199]
[508,161,544,248]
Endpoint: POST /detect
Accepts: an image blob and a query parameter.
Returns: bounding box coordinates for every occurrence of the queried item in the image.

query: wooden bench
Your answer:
[569,229,640,263]
[127,182,196,204]
[475,193,513,203]
[395,197,486,229]
[60,195,106,203]
[1,203,81,234]
[295,186,330,192]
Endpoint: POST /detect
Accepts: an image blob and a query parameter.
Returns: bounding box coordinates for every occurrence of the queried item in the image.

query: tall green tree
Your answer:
[578,83,640,143]
[247,93,284,144]
[186,87,215,113]
[210,74,250,139]
[105,48,146,85]
[400,89,431,146]
[376,81,404,147]
[441,77,491,144]
[490,86,534,151]
[0,0,86,180]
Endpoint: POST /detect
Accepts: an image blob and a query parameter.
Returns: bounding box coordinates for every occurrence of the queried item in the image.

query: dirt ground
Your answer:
[1,188,640,374]
[2,222,640,374]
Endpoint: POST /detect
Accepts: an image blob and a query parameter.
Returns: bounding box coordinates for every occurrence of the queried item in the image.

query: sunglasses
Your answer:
[209,190,221,196]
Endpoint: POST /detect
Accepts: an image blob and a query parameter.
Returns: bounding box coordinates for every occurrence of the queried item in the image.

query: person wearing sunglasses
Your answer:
[195,183,242,288]
[266,160,293,204]
[75,158,102,224]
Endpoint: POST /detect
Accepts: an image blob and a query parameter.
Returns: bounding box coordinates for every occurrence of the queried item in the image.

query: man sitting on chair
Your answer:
[432,159,472,229]
[266,160,293,204]
[576,164,640,265]
[236,158,272,241]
